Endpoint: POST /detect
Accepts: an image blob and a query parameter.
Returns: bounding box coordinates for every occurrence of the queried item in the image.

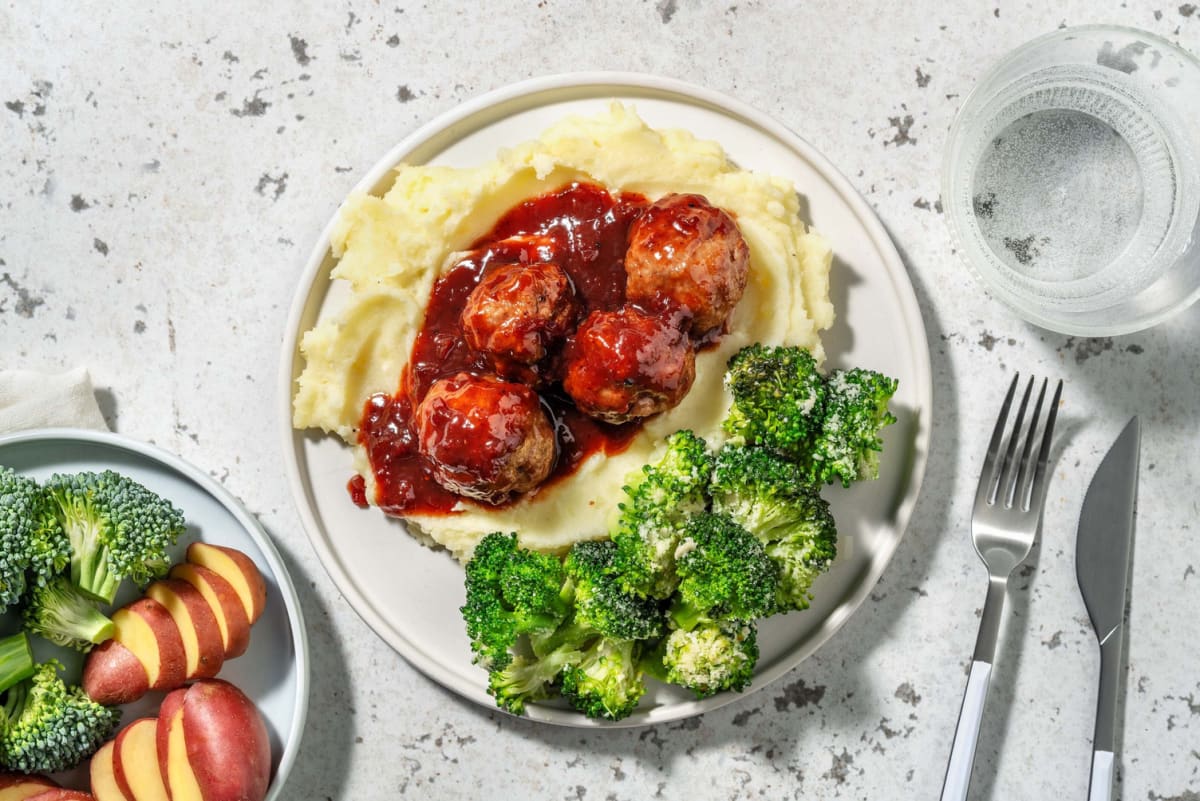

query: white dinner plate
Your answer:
[279,73,932,727]
[0,428,309,796]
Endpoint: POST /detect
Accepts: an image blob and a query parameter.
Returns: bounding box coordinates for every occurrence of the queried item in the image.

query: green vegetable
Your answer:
[0,634,35,694]
[611,430,714,599]
[21,576,115,652]
[461,532,570,672]
[560,638,645,721]
[656,619,759,698]
[0,468,70,609]
[0,659,121,774]
[720,346,898,487]
[486,648,584,717]
[722,344,825,460]
[668,512,778,631]
[44,470,188,604]
[457,345,900,719]
[710,445,838,611]
[565,541,663,642]
[809,368,899,487]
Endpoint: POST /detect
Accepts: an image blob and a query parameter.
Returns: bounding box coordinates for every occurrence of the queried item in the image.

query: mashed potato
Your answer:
[293,103,833,560]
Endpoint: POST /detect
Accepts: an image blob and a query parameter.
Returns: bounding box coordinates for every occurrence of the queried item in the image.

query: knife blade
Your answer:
[1076,416,1140,801]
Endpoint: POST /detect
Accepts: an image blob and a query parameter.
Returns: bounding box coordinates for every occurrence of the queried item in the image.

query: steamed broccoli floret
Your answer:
[809,368,898,487]
[475,541,663,719]
[710,444,823,537]
[710,445,838,612]
[658,619,759,698]
[611,431,714,599]
[722,345,825,460]
[487,647,584,716]
[565,541,664,641]
[0,634,35,695]
[43,470,185,604]
[0,469,70,609]
[0,659,121,774]
[461,532,571,671]
[669,513,778,631]
[560,638,645,721]
[765,532,838,613]
[21,576,115,652]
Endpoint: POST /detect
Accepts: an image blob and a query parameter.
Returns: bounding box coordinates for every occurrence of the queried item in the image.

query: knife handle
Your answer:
[1087,750,1114,801]
[1087,633,1123,800]
[940,660,992,801]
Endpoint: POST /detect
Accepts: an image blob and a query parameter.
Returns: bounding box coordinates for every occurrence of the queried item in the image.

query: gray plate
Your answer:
[0,428,309,796]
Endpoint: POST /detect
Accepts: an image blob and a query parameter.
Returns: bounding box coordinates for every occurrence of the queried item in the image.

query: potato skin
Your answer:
[121,598,188,691]
[180,680,271,801]
[0,774,58,800]
[185,543,268,625]
[25,791,95,801]
[170,563,252,659]
[81,639,149,706]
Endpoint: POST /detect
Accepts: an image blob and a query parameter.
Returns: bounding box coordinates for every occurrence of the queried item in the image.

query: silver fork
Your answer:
[940,374,1063,801]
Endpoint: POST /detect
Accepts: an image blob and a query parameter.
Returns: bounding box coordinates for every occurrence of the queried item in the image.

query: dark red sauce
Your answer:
[356,182,649,515]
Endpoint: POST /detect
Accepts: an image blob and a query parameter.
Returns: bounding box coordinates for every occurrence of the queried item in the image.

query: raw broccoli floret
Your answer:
[658,619,759,698]
[0,469,70,609]
[0,634,35,695]
[560,638,645,721]
[710,445,838,612]
[669,513,778,631]
[565,541,664,641]
[461,532,571,672]
[722,345,825,460]
[611,431,714,599]
[43,470,186,604]
[0,659,121,774]
[21,576,115,652]
[809,368,898,487]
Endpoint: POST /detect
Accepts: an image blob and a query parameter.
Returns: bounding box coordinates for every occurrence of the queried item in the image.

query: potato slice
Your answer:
[185,543,267,624]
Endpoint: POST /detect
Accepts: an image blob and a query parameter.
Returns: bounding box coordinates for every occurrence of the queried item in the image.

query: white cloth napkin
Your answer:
[0,367,109,434]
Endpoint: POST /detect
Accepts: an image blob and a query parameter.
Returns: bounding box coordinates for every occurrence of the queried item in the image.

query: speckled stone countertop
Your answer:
[3,2,1199,799]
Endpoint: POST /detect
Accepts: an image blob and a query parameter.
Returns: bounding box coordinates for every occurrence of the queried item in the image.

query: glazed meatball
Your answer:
[562,305,696,424]
[461,261,578,374]
[415,372,557,503]
[624,193,750,335]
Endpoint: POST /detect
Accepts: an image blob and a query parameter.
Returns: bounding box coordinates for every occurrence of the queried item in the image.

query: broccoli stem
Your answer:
[668,600,707,633]
[0,633,36,694]
[69,524,119,604]
[24,577,116,651]
[529,619,596,659]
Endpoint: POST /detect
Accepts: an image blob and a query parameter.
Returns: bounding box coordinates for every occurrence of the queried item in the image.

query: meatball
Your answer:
[415,372,557,503]
[461,261,578,375]
[624,193,750,335]
[562,305,696,424]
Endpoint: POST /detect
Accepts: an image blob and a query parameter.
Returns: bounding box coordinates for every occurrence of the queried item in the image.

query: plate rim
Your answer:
[0,426,311,796]
[278,71,933,727]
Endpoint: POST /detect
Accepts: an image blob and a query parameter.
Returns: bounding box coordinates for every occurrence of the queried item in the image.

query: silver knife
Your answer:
[1076,416,1141,801]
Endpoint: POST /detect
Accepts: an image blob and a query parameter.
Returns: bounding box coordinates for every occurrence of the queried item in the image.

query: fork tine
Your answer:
[1026,379,1063,511]
[993,376,1034,506]
[977,374,1020,506]
[1011,378,1047,509]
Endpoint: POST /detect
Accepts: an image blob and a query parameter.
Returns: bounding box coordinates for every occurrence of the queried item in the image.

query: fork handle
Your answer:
[940,660,993,801]
[1087,751,1114,801]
